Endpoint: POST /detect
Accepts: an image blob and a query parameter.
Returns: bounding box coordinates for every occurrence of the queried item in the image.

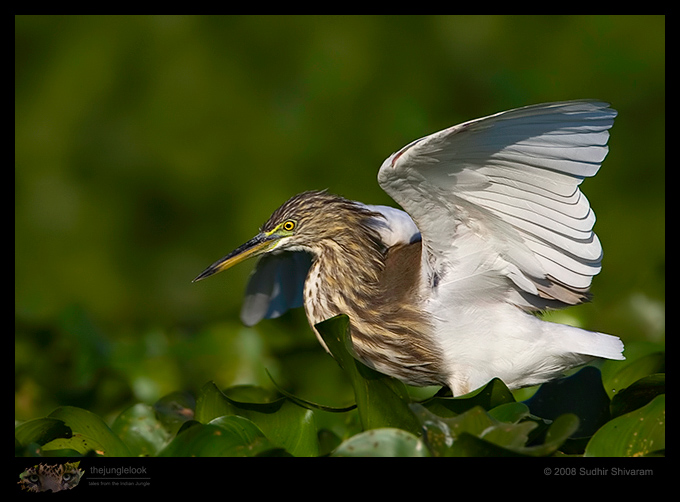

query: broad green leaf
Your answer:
[610,373,665,418]
[488,402,531,423]
[413,404,516,456]
[195,382,318,457]
[195,382,285,422]
[413,403,577,457]
[332,428,429,457]
[153,391,196,435]
[266,369,356,413]
[111,403,171,456]
[158,417,285,457]
[585,394,665,457]
[436,406,494,438]
[522,413,580,457]
[315,315,421,435]
[195,381,238,421]
[15,418,72,450]
[44,406,131,456]
[446,433,527,457]
[480,420,537,450]
[446,414,578,457]
[606,352,665,396]
[209,416,288,456]
[524,366,611,438]
[421,378,516,418]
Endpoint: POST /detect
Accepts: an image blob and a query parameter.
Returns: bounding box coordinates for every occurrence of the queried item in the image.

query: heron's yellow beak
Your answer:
[193,233,278,282]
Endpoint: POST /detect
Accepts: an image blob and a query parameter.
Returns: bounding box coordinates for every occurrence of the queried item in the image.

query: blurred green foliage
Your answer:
[16,16,664,423]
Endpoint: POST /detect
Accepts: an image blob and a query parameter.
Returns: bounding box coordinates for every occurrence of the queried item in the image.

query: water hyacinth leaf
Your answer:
[437,406,494,438]
[45,406,131,456]
[209,415,288,456]
[444,414,577,457]
[332,428,429,457]
[480,420,538,450]
[195,382,238,422]
[606,352,665,396]
[15,418,73,450]
[522,413,580,457]
[585,394,665,457]
[412,403,577,457]
[410,404,454,455]
[111,403,171,457]
[153,391,196,435]
[266,369,356,413]
[196,382,288,422]
[449,414,578,457]
[447,433,528,457]
[487,402,531,424]
[195,382,318,457]
[422,378,516,418]
[413,404,513,456]
[523,366,611,438]
[610,373,665,418]
[315,315,421,435]
[158,417,284,457]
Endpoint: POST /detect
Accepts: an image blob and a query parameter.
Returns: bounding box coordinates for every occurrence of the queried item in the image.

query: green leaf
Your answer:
[413,402,577,457]
[43,406,131,456]
[446,433,528,457]
[412,404,502,456]
[523,366,611,438]
[195,382,318,457]
[152,391,196,435]
[332,428,429,457]
[111,403,171,456]
[421,378,516,417]
[607,351,665,396]
[314,315,421,435]
[266,369,356,413]
[523,413,580,457]
[487,402,531,423]
[585,394,665,457]
[15,418,73,451]
[444,413,579,457]
[158,416,285,457]
[195,382,283,421]
[481,419,538,450]
[610,373,665,418]
[209,416,289,456]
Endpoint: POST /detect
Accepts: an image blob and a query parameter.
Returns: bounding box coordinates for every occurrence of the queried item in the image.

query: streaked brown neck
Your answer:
[303,216,446,387]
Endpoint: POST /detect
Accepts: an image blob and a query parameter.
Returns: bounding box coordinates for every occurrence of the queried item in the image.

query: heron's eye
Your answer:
[281,220,296,232]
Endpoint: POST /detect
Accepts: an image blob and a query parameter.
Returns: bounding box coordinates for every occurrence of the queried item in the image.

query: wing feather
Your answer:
[378,100,616,310]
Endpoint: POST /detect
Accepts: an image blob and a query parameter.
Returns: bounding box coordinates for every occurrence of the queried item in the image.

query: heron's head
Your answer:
[193,190,381,283]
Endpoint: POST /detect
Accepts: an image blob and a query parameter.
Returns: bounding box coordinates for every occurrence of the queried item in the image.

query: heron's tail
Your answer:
[550,323,625,361]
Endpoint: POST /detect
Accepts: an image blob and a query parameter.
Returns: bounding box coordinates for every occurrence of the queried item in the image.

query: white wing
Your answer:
[377,100,617,310]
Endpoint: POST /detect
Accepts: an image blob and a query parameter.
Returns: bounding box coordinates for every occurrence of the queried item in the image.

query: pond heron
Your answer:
[194,100,624,395]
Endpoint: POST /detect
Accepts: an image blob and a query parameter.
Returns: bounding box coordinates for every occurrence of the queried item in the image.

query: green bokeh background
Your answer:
[15,15,664,422]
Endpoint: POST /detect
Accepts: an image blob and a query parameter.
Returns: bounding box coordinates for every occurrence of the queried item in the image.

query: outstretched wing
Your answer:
[377,100,617,310]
